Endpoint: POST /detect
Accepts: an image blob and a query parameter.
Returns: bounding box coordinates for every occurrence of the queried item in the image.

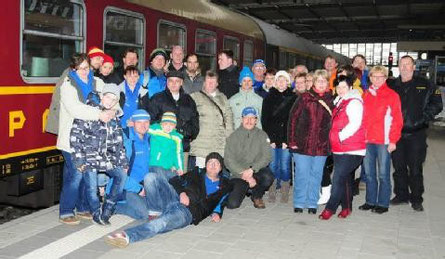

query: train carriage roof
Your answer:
[125,0,264,40]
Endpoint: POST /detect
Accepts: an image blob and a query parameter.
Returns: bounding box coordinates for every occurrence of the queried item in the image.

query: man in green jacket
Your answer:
[224,107,273,209]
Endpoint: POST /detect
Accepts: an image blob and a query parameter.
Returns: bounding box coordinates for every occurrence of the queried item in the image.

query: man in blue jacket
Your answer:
[114,109,152,219]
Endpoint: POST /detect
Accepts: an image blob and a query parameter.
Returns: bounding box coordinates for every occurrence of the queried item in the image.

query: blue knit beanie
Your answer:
[131,109,151,121]
[238,66,254,85]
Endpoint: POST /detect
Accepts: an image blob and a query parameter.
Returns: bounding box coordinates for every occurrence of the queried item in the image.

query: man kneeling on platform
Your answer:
[106,152,230,248]
[224,107,274,209]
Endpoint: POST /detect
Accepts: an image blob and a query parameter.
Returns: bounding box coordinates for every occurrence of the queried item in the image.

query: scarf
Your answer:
[69,70,93,102]
[121,81,141,128]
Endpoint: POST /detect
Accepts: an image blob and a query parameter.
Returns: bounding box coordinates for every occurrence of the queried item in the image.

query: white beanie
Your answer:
[275,70,291,84]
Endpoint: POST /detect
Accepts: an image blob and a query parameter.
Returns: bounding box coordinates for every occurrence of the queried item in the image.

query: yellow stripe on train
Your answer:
[0,146,57,159]
[0,86,55,95]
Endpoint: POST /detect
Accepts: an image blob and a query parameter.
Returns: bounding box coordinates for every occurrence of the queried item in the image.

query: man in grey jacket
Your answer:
[182,53,204,94]
[224,107,273,209]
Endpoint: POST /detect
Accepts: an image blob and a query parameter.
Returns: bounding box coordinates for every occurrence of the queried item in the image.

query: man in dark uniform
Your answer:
[388,55,443,211]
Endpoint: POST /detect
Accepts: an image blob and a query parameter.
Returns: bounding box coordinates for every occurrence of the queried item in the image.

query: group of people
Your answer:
[46,44,443,248]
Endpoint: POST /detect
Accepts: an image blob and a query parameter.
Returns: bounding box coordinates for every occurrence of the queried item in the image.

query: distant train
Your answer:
[0,0,348,208]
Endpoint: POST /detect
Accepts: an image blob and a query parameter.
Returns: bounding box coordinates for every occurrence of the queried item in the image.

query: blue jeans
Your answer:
[292,153,327,209]
[59,151,88,218]
[363,144,391,208]
[325,154,363,212]
[84,167,127,214]
[144,167,179,216]
[116,192,149,220]
[124,169,192,243]
[270,148,291,182]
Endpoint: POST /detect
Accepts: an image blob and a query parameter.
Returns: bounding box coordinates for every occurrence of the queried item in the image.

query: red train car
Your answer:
[0,0,265,207]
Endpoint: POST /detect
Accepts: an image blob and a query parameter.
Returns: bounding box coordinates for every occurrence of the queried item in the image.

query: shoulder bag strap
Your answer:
[199,91,226,128]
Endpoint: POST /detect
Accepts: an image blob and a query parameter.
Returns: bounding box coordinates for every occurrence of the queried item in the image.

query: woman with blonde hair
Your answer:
[288,69,333,214]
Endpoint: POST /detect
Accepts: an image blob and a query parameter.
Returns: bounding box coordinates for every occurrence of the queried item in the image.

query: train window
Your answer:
[21,0,85,83]
[104,7,145,72]
[223,36,240,65]
[243,40,254,68]
[195,29,216,73]
[158,20,186,51]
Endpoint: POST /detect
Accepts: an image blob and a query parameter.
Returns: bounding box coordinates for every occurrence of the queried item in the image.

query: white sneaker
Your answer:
[317,185,331,205]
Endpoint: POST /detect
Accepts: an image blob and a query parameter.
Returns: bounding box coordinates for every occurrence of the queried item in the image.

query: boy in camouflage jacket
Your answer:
[70,83,128,225]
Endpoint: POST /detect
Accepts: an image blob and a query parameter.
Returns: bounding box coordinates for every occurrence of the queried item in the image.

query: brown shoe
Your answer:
[59,216,80,225]
[77,212,93,220]
[253,198,266,209]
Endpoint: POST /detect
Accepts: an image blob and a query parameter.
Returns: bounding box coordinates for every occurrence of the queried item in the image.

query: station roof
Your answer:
[211,0,445,44]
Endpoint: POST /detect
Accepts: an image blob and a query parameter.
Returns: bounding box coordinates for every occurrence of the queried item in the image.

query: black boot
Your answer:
[101,201,116,225]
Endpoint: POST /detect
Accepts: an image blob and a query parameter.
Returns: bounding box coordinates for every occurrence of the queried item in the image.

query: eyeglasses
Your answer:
[371,75,386,79]
[77,66,90,71]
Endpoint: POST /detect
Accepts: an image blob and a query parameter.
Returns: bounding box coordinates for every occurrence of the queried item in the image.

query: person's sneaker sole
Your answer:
[59,218,80,225]
[105,235,129,248]
[77,213,93,220]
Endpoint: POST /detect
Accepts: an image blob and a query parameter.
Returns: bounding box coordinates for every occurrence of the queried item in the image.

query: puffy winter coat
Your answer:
[363,82,403,145]
[148,88,199,152]
[218,65,240,99]
[169,168,231,225]
[70,93,128,172]
[261,87,296,145]
[229,89,263,129]
[329,90,366,154]
[190,90,234,158]
[287,89,334,156]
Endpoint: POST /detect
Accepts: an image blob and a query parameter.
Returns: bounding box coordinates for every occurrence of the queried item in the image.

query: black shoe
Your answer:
[390,196,409,205]
[358,203,375,211]
[372,206,388,214]
[352,179,360,196]
[308,208,317,214]
[411,203,424,212]
[294,208,303,213]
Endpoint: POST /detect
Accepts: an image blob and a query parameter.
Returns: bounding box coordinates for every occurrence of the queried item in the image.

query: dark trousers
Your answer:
[325,154,363,212]
[321,155,333,187]
[391,130,427,204]
[226,167,274,209]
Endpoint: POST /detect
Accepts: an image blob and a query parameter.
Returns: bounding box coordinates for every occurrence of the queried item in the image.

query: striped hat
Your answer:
[87,46,105,59]
[161,112,177,124]
[131,109,151,121]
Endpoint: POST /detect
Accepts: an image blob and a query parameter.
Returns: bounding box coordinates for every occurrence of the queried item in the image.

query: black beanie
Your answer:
[205,152,224,171]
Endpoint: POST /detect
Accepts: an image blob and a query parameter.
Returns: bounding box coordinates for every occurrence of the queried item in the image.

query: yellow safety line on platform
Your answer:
[0,146,57,159]
[0,86,54,95]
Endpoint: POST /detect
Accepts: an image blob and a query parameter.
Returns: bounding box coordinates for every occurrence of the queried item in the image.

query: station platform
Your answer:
[0,128,444,259]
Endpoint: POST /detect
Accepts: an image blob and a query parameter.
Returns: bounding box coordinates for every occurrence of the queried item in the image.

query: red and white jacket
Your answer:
[329,89,366,155]
[363,82,403,145]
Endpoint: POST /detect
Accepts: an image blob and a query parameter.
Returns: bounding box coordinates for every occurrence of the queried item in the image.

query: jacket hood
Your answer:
[334,89,362,105]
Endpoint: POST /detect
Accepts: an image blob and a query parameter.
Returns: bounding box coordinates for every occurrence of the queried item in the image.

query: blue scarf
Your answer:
[69,70,94,102]
[121,81,142,128]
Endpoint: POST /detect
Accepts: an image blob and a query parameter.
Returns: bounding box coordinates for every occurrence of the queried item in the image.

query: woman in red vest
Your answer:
[319,75,366,220]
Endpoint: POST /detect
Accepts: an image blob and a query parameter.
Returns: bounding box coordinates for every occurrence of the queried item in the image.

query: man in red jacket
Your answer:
[359,65,403,214]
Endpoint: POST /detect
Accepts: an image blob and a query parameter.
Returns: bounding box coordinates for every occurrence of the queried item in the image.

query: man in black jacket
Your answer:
[217,49,239,99]
[105,152,230,248]
[148,70,200,170]
[388,55,443,211]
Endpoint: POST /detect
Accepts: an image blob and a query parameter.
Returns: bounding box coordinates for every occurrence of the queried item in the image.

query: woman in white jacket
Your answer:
[319,75,366,220]
[58,53,115,225]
